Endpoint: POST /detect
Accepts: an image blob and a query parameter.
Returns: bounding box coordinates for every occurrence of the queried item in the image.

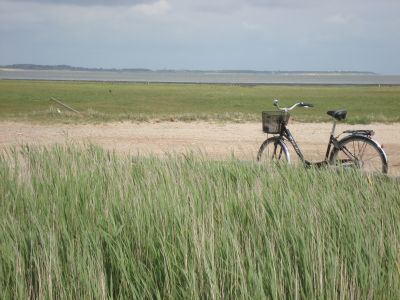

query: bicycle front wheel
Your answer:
[330,135,388,174]
[257,137,290,165]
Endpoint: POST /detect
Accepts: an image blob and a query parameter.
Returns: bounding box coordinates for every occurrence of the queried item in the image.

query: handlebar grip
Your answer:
[300,102,314,108]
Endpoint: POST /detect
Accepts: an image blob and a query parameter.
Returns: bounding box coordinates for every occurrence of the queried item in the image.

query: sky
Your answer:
[0,0,399,74]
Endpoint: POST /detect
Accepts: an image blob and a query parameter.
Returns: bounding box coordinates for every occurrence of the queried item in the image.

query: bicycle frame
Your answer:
[277,120,342,166]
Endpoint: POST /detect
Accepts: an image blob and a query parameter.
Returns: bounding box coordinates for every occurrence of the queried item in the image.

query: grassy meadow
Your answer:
[0,144,399,299]
[0,80,399,123]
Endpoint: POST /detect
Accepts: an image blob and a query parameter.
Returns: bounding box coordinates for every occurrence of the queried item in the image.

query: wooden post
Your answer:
[50,97,80,114]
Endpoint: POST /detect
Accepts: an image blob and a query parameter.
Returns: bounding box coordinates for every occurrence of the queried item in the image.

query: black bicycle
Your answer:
[257,99,388,174]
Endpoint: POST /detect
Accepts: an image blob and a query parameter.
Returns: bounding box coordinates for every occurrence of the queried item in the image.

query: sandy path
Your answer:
[1,121,399,176]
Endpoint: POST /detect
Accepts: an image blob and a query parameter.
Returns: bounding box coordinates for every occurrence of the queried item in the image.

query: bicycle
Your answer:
[257,99,388,174]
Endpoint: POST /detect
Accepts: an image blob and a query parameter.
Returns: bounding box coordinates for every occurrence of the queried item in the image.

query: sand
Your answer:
[1,121,399,176]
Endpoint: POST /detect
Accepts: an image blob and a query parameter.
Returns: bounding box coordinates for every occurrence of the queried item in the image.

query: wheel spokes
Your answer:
[258,140,288,165]
[335,139,384,173]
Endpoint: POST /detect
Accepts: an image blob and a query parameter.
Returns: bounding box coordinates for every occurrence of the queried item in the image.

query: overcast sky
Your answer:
[1,0,399,73]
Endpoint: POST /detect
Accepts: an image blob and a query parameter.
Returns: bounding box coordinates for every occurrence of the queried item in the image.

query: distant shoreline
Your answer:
[0,64,377,75]
[1,67,400,85]
[1,78,399,87]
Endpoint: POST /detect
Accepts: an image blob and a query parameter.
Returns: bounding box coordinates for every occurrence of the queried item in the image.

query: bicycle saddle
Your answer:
[327,110,347,120]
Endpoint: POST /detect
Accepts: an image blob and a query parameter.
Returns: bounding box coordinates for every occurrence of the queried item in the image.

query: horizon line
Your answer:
[0,64,379,75]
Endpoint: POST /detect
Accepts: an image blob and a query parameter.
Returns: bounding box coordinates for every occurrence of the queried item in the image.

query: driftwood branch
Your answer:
[50,97,80,114]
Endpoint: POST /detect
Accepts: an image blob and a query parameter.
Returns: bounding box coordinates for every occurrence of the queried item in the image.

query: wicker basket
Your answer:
[262,111,290,134]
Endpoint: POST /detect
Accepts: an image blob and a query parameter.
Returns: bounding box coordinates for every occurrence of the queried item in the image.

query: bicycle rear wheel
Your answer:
[257,137,290,165]
[330,135,388,174]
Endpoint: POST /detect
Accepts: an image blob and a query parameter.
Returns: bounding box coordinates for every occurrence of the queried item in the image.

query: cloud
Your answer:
[134,0,169,15]
[246,0,316,8]
[325,14,355,25]
[241,21,259,30]
[7,0,157,6]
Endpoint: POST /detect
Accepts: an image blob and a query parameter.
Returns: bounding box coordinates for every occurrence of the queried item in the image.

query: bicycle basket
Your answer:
[262,111,290,134]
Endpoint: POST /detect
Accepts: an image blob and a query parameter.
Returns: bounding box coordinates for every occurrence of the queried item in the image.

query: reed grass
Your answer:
[0,144,399,299]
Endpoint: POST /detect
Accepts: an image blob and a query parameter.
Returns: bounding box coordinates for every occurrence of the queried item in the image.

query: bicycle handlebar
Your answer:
[273,99,314,112]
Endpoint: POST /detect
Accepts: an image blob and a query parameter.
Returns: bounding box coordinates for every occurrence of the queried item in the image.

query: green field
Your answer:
[0,144,399,298]
[0,80,399,123]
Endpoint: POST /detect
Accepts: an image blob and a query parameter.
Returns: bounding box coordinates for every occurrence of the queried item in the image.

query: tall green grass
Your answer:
[0,145,399,299]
